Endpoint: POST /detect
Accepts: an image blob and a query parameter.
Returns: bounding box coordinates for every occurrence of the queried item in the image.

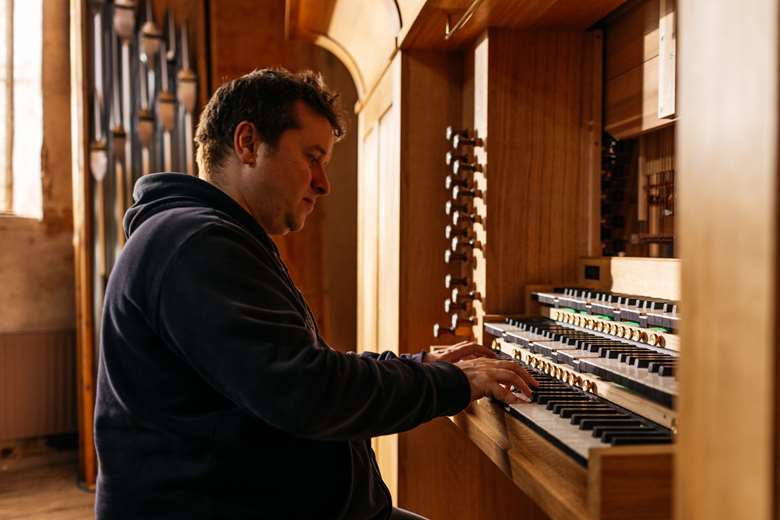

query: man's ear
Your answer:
[234,121,259,166]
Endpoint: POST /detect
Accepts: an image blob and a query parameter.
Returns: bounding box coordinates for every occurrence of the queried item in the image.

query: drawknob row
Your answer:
[435,126,485,339]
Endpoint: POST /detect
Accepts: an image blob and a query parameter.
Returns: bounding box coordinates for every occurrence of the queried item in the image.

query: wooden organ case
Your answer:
[291,0,780,519]
[427,4,679,518]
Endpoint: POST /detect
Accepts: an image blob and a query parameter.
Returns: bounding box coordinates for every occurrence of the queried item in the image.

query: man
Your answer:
[95,68,537,519]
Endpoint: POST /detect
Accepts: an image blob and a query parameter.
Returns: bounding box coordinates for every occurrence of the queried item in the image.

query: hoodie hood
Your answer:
[125,173,276,250]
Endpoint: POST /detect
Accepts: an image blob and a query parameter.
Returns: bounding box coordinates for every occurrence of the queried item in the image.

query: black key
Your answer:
[603,348,641,358]
[548,397,614,413]
[536,393,581,404]
[544,398,593,410]
[591,424,655,438]
[610,435,673,445]
[634,356,673,368]
[557,406,615,417]
[531,389,577,395]
[647,361,676,373]
[601,429,664,443]
[659,365,676,377]
[618,351,661,362]
[623,354,668,365]
[569,413,625,425]
[579,418,642,430]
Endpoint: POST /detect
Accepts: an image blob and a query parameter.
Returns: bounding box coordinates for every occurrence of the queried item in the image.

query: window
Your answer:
[0,0,42,218]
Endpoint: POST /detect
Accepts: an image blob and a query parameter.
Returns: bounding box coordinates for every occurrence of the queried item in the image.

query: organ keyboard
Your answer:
[488,316,678,408]
[448,287,678,519]
[500,360,673,466]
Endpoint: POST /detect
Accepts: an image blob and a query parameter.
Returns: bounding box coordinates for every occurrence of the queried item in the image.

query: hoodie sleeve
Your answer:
[358,351,425,363]
[157,225,470,440]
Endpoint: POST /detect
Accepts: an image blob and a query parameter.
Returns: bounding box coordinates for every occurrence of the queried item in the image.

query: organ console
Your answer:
[286,0,776,517]
[428,2,678,516]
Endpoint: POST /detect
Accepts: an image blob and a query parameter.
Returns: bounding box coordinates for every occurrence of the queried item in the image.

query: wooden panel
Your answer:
[398,50,463,352]
[676,1,777,519]
[399,0,625,50]
[452,400,513,474]
[357,124,379,352]
[375,56,402,501]
[377,75,400,358]
[605,56,673,139]
[355,58,399,500]
[481,30,597,315]
[589,446,673,520]
[0,331,76,441]
[399,418,548,520]
[459,399,588,520]
[452,396,673,520]
[581,31,603,259]
[390,48,551,519]
[604,0,674,139]
[212,0,314,85]
[604,0,659,81]
[575,257,680,300]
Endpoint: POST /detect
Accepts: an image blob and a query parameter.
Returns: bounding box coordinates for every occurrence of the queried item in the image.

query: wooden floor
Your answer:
[0,443,94,520]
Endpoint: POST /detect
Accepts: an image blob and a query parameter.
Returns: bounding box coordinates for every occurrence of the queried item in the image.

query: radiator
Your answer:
[0,330,77,441]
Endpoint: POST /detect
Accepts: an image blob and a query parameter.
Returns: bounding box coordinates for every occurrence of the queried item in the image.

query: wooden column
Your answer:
[676,1,778,518]
[69,0,97,487]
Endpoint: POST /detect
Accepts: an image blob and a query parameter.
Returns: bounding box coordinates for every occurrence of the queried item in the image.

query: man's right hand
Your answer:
[455,357,538,404]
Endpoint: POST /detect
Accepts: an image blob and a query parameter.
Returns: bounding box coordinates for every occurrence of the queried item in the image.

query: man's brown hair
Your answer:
[195,68,345,175]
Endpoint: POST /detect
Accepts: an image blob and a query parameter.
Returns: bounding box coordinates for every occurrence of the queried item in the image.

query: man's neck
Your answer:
[202,171,257,226]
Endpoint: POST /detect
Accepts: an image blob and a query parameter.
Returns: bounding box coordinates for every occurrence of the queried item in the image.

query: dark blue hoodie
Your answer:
[94,173,470,519]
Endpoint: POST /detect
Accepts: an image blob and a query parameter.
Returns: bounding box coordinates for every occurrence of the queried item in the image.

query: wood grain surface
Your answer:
[677,0,778,519]
[480,30,598,315]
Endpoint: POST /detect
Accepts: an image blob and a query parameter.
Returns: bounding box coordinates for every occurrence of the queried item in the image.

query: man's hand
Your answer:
[425,340,497,363]
[455,357,538,403]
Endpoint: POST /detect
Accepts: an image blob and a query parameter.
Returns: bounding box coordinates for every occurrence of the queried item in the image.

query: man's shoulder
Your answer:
[143,203,243,232]
[131,205,258,251]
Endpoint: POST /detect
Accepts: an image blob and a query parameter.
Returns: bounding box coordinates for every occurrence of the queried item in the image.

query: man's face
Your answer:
[242,101,335,235]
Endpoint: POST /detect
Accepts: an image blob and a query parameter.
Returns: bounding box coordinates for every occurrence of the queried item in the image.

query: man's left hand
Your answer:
[424,340,496,363]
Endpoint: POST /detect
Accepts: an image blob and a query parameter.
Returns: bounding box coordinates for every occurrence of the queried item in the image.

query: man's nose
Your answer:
[312,164,331,196]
